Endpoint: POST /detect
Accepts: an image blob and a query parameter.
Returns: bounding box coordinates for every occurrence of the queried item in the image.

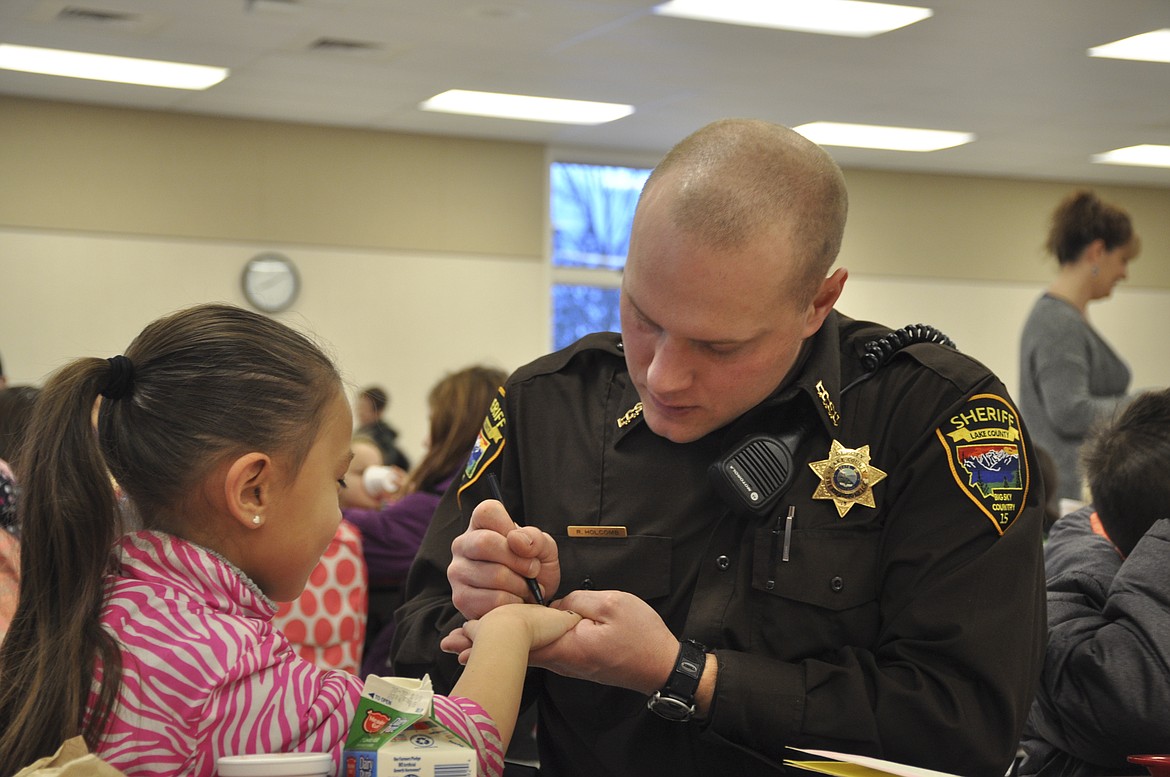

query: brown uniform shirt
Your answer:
[393,310,1046,777]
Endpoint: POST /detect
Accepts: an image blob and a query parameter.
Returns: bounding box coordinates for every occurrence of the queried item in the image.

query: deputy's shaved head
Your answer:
[639,118,848,302]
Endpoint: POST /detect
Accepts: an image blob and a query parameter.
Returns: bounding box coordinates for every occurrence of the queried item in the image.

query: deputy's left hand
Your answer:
[530,589,679,695]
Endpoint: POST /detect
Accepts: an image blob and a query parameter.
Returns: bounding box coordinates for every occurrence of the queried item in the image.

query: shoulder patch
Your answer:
[462,386,507,486]
[936,393,1029,535]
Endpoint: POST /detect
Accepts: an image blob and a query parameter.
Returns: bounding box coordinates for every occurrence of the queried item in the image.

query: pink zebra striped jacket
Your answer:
[89,531,502,776]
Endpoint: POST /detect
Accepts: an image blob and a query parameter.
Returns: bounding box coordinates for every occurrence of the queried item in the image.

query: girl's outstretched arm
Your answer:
[445,603,580,749]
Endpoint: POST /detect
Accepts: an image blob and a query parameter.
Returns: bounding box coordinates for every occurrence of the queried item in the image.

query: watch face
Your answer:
[646,693,695,722]
[242,252,299,313]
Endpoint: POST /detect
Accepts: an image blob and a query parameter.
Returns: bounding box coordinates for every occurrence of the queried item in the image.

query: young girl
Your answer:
[0,303,579,776]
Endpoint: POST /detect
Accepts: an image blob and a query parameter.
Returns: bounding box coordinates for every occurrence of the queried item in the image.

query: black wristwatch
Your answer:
[646,639,708,722]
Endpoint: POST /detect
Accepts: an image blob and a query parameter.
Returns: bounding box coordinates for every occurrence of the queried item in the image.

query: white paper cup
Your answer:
[362,465,401,497]
[216,752,333,777]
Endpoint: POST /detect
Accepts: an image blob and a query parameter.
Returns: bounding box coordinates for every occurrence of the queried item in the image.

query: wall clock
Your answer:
[241,252,299,313]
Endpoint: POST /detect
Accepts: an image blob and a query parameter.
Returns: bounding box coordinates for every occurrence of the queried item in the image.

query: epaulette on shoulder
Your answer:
[860,323,957,373]
[511,331,624,383]
[842,323,960,394]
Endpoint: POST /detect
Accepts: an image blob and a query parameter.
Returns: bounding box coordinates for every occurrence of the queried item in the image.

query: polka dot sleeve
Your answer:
[272,521,368,674]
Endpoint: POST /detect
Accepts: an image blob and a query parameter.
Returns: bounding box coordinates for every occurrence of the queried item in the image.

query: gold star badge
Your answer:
[809,440,887,518]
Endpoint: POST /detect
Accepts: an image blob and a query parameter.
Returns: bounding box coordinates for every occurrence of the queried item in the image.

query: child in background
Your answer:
[270,518,369,675]
[0,303,580,777]
[1079,388,1170,559]
[0,385,42,642]
[347,364,508,677]
[1020,387,1170,776]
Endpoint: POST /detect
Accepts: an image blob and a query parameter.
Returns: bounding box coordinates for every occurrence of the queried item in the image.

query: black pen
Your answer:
[486,472,546,606]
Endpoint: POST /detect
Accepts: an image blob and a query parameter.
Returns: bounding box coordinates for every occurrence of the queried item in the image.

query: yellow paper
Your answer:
[785,761,893,777]
[785,749,961,777]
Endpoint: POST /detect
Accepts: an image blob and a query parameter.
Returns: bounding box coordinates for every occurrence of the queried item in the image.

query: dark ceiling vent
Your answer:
[310,37,382,54]
[56,7,138,24]
[246,0,299,10]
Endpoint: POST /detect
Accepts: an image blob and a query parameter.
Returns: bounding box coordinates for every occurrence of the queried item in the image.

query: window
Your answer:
[551,283,622,352]
[549,161,651,350]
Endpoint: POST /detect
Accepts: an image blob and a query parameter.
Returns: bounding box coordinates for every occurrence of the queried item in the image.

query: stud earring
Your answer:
[252,515,263,526]
[1091,265,1100,277]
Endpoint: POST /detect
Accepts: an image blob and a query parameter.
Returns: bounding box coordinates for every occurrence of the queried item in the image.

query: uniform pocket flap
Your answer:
[752,528,880,611]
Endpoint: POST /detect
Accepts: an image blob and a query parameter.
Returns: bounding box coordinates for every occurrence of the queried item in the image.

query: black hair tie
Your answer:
[101,355,136,400]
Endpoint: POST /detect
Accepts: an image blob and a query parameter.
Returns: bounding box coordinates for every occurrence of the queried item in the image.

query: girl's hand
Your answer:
[445,604,582,750]
[441,602,582,665]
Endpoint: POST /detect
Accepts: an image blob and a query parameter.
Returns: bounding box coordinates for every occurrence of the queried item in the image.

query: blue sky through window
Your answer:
[551,162,650,269]
[552,284,622,349]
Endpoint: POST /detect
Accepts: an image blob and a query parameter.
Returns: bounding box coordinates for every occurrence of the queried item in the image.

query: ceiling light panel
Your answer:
[420,90,634,125]
[1088,29,1170,64]
[1091,145,1170,169]
[0,44,228,89]
[652,0,933,38]
[794,121,974,151]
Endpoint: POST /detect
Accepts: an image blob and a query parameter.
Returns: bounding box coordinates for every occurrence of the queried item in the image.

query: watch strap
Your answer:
[646,639,707,721]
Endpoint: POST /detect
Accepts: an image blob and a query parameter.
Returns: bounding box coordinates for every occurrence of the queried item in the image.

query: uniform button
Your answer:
[716,555,730,571]
[830,576,844,592]
[582,577,594,590]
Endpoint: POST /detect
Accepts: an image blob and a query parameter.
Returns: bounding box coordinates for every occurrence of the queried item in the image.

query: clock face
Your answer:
[242,253,299,313]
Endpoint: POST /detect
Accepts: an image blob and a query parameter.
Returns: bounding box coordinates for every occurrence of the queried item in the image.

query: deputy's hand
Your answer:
[448,498,561,620]
[530,589,679,695]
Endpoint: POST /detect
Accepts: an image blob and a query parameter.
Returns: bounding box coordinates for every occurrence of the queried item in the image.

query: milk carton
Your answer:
[341,675,476,777]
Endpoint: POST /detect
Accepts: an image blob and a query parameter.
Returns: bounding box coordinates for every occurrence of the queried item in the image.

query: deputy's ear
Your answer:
[224,452,273,530]
[801,267,848,338]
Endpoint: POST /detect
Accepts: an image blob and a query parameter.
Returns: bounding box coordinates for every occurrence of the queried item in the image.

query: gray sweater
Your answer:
[1018,294,1130,501]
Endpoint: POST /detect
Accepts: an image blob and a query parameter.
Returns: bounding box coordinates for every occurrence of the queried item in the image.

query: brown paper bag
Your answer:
[13,737,128,777]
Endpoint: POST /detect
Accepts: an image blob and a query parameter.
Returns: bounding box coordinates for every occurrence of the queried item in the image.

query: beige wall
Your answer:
[0,96,546,257]
[2,96,1167,462]
[0,228,549,464]
[840,169,1170,287]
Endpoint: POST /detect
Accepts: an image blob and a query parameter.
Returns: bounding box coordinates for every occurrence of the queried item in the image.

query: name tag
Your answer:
[567,525,628,538]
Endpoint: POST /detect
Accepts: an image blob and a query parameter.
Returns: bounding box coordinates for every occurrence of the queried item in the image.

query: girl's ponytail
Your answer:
[0,358,125,770]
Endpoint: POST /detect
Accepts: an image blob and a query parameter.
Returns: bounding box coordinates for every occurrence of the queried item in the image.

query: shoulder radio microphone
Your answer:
[709,417,810,518]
